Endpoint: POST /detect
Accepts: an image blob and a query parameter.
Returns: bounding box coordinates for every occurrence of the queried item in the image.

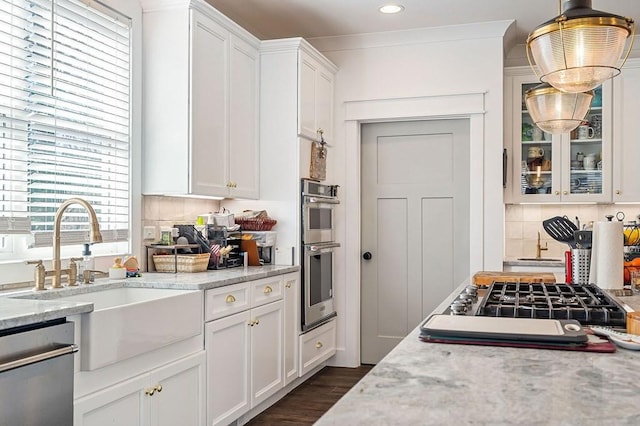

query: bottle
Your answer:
[81,243,95,283]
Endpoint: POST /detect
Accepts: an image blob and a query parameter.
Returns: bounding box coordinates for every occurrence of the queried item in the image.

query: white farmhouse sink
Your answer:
[60,288,202,371]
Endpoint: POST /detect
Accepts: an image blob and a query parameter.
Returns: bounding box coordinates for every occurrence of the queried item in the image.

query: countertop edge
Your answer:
[0,265,299,331]
[503,258,564,267]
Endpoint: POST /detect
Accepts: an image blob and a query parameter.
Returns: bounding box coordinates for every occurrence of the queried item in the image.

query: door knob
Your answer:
[362,252,372,260]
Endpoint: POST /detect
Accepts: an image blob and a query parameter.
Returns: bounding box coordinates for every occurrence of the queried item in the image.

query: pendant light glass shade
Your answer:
[525,83,593,134]
[527,0,634,93]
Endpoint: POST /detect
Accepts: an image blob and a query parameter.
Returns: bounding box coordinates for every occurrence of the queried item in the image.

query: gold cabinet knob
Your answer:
[316,341,323,349]
[254,319,260,325]
[155,384,162,393]
[145,387,156,396]
[554,191,560,195]
[285,282,291,288]
[263,286,273,294]
[248,320,254,326]
[225,295,236,303]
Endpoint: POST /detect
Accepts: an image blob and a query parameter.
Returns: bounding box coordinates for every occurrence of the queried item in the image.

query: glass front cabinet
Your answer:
[506,70,612,203]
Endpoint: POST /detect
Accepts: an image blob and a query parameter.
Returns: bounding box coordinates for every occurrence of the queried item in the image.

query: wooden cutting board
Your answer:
[472,271,557,287]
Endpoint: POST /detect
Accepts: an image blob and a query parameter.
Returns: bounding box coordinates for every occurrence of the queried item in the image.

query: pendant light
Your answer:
[527,0,635,93]
[525,83,593,133]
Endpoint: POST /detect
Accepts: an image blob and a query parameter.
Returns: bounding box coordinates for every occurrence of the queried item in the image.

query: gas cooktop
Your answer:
[448,282,629,327]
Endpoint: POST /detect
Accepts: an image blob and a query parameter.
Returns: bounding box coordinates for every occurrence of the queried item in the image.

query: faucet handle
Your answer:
[26,260,46,291]
[68,257,84,286]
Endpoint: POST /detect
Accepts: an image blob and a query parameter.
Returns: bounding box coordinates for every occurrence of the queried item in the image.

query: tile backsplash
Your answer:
[505,204,640,259]
[141,196,221,267]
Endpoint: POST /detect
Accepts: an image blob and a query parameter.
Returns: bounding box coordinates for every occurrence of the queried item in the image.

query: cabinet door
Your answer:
[316,68,334,143]
[511,75,558,202]
[283,273,300,385]
[149,352,205,426]
[561,81,612,203]
[74,374,146,426]
[206,311,251,426]
[510,73,611,203]
[190,10,229,196]
[613,64,640,202]
[251,300,284,407]
[299,52,318,140]
[228,34,259,199]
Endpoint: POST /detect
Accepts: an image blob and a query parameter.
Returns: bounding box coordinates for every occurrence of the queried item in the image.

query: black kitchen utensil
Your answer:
[574,230,592,249]
[543,216,578,248]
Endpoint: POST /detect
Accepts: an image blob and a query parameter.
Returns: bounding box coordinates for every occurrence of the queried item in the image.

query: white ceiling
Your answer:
[204,0,640,50]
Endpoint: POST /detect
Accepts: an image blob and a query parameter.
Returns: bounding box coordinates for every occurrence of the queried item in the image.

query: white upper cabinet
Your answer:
[228,34,260,199]
[190,12,229,196]
[142,0,259,199]
[298,46,336,143]
[505,67,612,203]
[613,60,640,202]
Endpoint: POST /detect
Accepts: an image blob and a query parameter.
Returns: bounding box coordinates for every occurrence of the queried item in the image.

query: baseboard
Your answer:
[326,346,360,368]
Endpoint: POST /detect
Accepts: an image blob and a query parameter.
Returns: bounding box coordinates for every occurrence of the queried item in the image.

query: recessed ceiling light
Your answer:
[379,4,404,14]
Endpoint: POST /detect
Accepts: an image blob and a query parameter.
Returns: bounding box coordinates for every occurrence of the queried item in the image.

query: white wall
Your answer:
[309,21,513,366]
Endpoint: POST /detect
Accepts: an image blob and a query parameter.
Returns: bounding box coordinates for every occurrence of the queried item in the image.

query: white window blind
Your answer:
[0,0,131,247]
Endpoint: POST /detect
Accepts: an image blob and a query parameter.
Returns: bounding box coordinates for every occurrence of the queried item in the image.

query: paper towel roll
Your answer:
[588,220,623,289]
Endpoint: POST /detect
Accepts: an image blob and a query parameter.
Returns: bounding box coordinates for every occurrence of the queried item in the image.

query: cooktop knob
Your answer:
[450,300,468,314]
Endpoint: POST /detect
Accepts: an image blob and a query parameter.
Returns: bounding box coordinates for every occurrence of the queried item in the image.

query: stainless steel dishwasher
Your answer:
[0,320,77,426]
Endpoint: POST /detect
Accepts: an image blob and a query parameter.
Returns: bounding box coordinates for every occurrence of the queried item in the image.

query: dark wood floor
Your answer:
[246,365,373,425]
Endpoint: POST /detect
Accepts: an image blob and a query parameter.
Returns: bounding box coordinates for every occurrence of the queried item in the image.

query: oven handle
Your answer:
[0,344,78,373]
[306,242,341,252]
[304,196,340,205]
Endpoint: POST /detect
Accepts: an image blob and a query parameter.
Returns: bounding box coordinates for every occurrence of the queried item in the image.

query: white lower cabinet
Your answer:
[205,310,251,426]
[205,276,285,426]
[299,318,336,377]
[283,272,300,385]
[74,351,205,426]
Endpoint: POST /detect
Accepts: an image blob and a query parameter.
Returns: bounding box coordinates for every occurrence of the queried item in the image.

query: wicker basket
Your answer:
[235,217,277,231]
[153,253,210,273]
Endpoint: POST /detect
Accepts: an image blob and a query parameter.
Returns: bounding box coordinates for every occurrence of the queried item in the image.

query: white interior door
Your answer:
[361,119,470,364]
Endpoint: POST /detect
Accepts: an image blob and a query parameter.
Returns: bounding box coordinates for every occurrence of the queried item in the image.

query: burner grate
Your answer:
[477,282,626,327]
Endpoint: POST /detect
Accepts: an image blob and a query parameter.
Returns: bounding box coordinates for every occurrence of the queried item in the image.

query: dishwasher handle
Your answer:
[0,344,78,373]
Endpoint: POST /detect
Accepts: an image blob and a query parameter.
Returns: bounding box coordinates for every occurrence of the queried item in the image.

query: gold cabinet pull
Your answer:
[285,282,292,288]
[225,295,236,303]
[254,319,260,325]
[263,286,273,294]
[145,384,162,396]
[554,191,560,195]
[563,191,568,195]
[316,341,323,349]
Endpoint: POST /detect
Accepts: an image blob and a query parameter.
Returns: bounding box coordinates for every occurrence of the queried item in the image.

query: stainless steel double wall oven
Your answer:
[301,179,339,331]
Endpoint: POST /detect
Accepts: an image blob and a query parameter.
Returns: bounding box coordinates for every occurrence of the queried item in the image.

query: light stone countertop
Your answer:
[503,257,565,268]
[316,280,640,426]
[0,298,93,331]
[0,265,298,331]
